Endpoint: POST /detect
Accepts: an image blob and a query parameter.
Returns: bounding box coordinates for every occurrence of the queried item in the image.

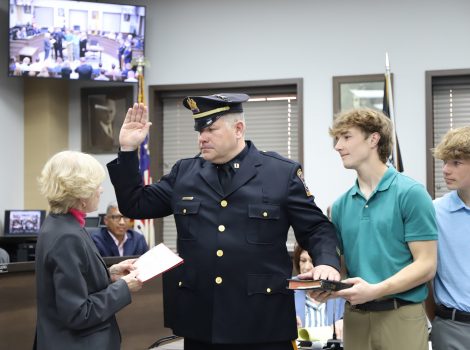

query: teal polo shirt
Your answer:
[332,167,437,302]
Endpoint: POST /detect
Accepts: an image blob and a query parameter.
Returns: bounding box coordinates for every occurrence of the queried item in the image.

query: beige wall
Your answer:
[24,80,69,209]
[2,0,470,215]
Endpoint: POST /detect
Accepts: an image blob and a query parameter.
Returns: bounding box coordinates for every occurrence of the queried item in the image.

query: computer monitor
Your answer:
[84,216,100,228]
[3,210,46,236]
[98,213,106,227]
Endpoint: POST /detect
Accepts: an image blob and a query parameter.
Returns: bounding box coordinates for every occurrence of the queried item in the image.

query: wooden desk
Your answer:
[10,34,46,62]
[0,259,173,350]
[19,46,39,62]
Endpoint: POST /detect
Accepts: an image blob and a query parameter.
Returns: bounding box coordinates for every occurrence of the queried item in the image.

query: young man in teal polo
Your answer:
[329,108,437,350]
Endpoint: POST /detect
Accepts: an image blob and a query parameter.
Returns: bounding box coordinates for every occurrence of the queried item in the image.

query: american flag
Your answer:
[134,61,155,247]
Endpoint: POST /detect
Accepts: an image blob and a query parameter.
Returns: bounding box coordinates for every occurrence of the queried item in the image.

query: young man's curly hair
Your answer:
[433,126,470,161]
[329,108,393,164]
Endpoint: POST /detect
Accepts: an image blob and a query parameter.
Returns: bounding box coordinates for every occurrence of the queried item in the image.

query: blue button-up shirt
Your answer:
[434,191,470,312]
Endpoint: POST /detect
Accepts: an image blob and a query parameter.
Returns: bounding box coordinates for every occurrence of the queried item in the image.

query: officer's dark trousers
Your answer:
[184,338,295,350]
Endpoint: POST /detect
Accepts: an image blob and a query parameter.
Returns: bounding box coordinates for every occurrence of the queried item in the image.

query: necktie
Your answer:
[218,163,233,194]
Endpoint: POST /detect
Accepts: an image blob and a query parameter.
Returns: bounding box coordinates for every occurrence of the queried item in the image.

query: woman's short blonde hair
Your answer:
[433,126,470,161]
[38,151,105,214]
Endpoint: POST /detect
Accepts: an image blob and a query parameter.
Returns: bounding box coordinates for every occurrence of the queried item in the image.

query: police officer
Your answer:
[108,94,340,350]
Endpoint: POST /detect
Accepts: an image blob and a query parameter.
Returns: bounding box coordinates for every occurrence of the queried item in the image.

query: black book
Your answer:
[287,278,352,291]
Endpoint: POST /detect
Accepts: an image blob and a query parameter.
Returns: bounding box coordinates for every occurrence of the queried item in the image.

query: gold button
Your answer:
[218,225,225,232]
[217,250,224,257]
[183,208,187,214]
[220,200,228,207]
[178,281,182,287]
[215,277,223,284]
[263,211,268,217]
[266,288,272,293]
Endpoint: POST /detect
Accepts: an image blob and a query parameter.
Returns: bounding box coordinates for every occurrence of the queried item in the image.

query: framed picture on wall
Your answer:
[332,74,390,115]
[81,86,134,154]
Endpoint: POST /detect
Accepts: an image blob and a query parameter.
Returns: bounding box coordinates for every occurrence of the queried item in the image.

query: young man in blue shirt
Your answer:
[328,108,437,350]
[426,126,470,349]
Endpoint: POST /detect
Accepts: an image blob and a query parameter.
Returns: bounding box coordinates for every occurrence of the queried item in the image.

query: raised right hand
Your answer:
[119,103,152,151]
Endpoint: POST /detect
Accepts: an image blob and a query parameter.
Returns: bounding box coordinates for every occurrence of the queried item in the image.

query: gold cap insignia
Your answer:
[187,98,199,113]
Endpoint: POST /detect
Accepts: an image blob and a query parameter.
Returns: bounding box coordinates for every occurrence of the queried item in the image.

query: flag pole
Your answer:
[137,57,145,104]
[134,56,156,248]
[385,52,400,170]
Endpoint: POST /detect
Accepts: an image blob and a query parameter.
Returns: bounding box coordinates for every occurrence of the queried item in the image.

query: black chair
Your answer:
[84,216,100,228]
[148,335,181,349]
[147,267,182,348]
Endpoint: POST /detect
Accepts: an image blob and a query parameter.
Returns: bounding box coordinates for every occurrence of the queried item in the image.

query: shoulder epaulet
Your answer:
[259,150,297,165]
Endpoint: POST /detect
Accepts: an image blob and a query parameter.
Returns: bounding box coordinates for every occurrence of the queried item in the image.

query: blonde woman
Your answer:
[34,151,142,350]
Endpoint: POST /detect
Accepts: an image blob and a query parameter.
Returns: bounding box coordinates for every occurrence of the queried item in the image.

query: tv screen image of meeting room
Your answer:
[4,210,46,235]
[8,0,145,82]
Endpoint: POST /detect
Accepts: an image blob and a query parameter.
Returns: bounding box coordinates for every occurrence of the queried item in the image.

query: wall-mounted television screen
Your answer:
[4,210,47,236]
[8,0,145,82]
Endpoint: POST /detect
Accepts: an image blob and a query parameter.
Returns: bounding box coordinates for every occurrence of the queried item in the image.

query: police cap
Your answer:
[183,93,250,131]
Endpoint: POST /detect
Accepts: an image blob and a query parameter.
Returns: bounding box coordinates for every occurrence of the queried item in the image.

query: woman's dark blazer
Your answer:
[35,214,131,350]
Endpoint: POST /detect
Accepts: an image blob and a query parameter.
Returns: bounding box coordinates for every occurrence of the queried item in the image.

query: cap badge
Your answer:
[187,98,199,113]
[215,94,228,101]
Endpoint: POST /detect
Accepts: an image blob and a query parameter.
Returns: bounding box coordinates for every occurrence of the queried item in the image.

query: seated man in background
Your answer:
[293,244,345,339]
[91,202,148,257]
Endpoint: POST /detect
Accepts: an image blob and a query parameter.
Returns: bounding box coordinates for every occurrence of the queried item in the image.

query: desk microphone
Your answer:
[323,298,343,350]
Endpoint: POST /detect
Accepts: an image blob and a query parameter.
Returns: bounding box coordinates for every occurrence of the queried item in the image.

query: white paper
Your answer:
[133,243,183,282]
[298,326,333,343]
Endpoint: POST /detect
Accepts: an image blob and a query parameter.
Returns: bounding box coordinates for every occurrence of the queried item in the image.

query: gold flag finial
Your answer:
[136,55,148,104]
[131,55,150,74]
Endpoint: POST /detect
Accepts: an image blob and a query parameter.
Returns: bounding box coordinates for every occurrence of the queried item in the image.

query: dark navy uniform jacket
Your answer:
[107,141,340,344]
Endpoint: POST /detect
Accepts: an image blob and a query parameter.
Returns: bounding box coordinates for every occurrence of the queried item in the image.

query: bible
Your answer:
[287,278,352,291]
